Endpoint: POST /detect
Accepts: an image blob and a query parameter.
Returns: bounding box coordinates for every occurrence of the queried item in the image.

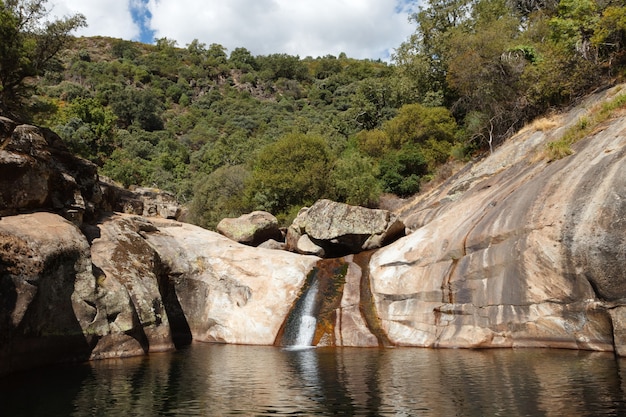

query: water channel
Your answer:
[2,343,625,416]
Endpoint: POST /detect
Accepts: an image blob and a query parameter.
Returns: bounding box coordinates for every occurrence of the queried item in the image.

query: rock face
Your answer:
[286,199,405,257]
[0,119,101,224]
[0,212,101,374]
[0,120,182,225]
[366,86,626,351]
[217,210,282,246]
[0,212,319,374]
[145,221,318,344]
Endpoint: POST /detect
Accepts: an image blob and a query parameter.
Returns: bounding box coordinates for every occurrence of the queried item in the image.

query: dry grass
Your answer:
[543,91,626,161]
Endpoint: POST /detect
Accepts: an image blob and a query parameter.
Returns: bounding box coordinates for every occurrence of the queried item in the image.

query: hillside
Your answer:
[2,0,625,230]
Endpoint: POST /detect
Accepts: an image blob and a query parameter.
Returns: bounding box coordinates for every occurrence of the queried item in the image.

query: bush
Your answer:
[378,146,429,197]
[246,133,334,215]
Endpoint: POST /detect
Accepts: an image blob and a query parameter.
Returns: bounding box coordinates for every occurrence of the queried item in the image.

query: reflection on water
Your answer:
[2,344,626,416]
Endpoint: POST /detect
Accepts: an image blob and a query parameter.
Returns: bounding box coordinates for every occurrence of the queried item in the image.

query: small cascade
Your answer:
[291,280,320,347]
[278,258,349,348]
[280,278,320,348]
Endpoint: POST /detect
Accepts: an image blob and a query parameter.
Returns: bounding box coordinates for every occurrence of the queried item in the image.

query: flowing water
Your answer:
[283,279,320,348]
[2,344,626,416]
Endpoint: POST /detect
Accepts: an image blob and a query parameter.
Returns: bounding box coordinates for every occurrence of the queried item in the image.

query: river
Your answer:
[1,343,625,416]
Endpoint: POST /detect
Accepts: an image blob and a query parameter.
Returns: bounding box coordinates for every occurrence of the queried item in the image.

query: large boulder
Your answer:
[0,120,101,224]
[145,220,319,344]
[0,212,104,374]
[88,215,176,357]
[286,199,405,257]
[217,210,282,246]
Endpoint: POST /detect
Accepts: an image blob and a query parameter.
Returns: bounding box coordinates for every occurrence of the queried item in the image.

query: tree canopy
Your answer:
[0,0,85,116]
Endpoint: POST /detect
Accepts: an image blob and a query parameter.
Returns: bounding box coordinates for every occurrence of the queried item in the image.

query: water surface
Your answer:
[2,344,625,416]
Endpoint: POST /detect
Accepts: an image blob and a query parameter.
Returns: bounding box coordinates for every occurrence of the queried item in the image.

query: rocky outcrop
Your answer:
[0,210,319,374]
[366,85,626,351]
[99,181,182,220]
[145,220,318,344]
[0,212,102,374]
[0,118,101,224]
[286,199,405,257]
[0,120,182,225]
[217,210,282,246]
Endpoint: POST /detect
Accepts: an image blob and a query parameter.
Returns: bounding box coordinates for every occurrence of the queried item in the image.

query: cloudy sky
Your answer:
[48,0,419,60]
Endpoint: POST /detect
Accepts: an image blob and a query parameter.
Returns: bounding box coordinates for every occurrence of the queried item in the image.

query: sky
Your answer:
[48,0,419,61]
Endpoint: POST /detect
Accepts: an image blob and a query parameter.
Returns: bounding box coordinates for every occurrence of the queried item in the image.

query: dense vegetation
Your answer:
[2,0,625,228]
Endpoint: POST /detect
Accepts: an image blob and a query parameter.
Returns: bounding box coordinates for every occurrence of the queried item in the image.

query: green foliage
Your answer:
[382,103,457,149]
[188,165,250,229]
[247,133,334,215]
[55,97,117,163]
[545,91,626,160]
[0,0,86,116]
[395,0,626,153]
[330,150,381,207]
[378,146,429,197]
[16,0,625,230]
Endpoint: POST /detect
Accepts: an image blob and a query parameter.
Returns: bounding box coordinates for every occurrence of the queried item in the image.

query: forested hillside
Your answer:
[2,0,625,229]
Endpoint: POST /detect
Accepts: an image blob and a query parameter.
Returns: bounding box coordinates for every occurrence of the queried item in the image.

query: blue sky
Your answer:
[130,0,154,44]
[50,0,419,60]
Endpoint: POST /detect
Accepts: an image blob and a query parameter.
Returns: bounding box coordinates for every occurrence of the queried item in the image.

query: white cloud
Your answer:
[49,0,140,40]
[48,0,419,60]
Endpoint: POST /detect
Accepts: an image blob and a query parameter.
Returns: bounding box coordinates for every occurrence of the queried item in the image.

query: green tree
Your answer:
[55,97,117,163]
[246,133,334,214]
[188,165,250,229]
[382,103,457,149]
[330,150,381,207]
[378,146,429,197]
[0,0,86,116]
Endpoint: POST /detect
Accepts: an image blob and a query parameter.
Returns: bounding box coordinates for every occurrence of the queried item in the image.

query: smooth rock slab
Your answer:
[145,220,320,345]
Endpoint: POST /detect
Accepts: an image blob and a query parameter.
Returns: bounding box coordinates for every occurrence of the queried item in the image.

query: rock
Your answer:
[257,239,286,250]
[293,199,405,256]
[296,234,325,257]
[0,123,101,225]
[217,211,282,246]
[0,212,104,374]
[285,206,308,251]
[89,215,176,357]
[99,179,182,221]
[367,85,626,353]
[144,220,320,345]
[334,255,379,347]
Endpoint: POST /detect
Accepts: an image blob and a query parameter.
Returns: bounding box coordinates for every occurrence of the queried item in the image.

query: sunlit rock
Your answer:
[369,86,626,352]
[145,220,319,345]
[286,199,405,257]
[217,210,282,246]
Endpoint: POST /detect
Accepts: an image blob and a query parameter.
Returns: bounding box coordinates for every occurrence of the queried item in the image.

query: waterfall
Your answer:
[281,278,320,348]
[293,279,319,347]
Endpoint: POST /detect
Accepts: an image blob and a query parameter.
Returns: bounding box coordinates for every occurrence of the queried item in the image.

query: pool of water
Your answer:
[1,344,625,416]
